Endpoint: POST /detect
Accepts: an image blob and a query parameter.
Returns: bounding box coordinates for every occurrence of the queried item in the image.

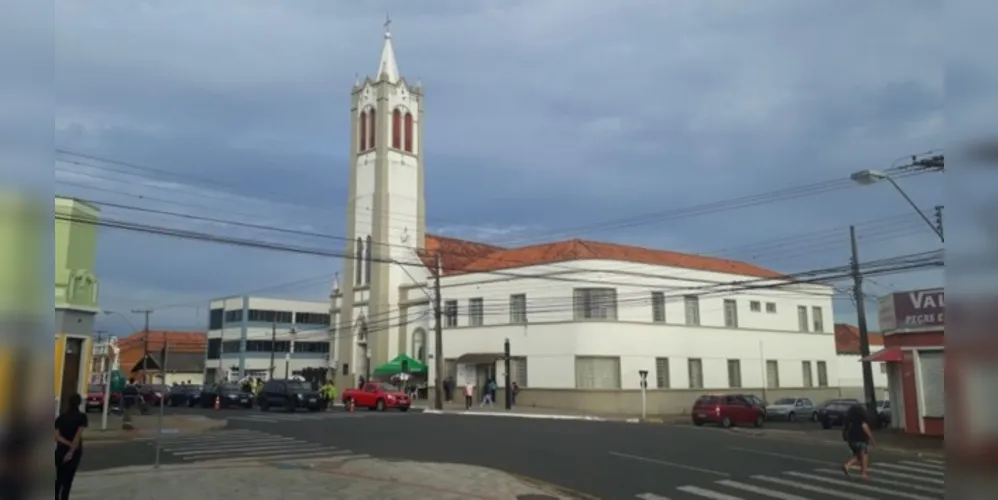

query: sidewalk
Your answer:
[74,456,583,499]
[414,401,687,424]
[87,414,226,444]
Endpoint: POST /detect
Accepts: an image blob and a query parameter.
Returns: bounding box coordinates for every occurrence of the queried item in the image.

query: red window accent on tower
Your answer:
[392,109,402,149]
[359,111,368,151]
[368,112,376,150]
[404,112,413,153]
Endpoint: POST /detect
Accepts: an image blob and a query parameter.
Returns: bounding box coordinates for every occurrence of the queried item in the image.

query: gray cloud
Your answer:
[40,0,957,331]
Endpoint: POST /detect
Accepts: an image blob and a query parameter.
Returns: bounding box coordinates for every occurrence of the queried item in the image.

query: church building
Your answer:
[331,27,875,415]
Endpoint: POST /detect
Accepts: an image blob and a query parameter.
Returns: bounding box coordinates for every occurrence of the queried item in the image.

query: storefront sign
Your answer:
[879,288,945,332]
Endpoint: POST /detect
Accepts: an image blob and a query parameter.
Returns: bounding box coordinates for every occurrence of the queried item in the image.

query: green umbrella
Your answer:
[372,353,427,375]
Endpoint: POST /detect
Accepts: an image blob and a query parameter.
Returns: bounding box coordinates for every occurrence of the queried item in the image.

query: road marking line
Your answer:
[813,469,944,494]
[196,450,361,463]
[153,437,295,450]
[635,493,672,500]
[150,430,263,442]
[784,472,935,500]
[868,468,944,484]
[170,443,325,456]
[715,479,809,500]
[877,463,944,476]
[608,452,730,477]
[751,475,875,500]
[727,447,833,465]
[920,459,944,465]
[675,485,743,499]
[898,460,944,471]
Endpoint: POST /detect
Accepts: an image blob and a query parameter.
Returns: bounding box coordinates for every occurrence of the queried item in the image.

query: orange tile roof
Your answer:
[834,323,884,355]
[118,331,206,353]
[421,234,781,279]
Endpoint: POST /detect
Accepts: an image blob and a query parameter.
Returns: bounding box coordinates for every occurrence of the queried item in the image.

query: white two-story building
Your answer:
[329,26,871,414]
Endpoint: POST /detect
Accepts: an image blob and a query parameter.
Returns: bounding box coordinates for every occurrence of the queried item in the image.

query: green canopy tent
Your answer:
[372,353,427,376]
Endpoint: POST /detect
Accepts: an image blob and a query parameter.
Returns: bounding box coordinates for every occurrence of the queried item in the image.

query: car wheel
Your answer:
[754,415,765,427]
[811,411,817,421]
[376,399,386,412]
[821,420,832,429]
[721,417,732,428]
[399,407,409,412]
[693,419,704,426]
[788,412,796,422]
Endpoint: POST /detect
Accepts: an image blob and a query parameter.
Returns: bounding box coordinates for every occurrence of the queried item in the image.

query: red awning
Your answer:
[861,347,903,363]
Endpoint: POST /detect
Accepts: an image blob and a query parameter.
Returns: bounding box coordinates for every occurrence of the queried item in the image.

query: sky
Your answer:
[42,0,957,334]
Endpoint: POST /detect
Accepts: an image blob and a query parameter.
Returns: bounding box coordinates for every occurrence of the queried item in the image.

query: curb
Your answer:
[86,420,228,445]
[421,409,608,422]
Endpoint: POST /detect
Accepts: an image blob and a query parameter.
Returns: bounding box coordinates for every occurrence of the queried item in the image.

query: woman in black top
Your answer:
[842,404,875,479]
[55,393,88,500]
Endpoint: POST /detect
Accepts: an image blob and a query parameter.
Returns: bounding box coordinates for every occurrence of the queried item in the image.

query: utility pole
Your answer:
[934,205,944,242]
[268,319,277,380]
[849,226,879,424]
[132,309,153,383]
[433,253,444,410]
[285,328,297,379]
[503,338,512,410]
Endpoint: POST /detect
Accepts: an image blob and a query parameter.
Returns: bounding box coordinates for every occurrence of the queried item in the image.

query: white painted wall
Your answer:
[836,354,889,388]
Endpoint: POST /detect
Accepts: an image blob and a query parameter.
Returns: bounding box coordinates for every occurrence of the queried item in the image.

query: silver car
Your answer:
[765,397,815,422]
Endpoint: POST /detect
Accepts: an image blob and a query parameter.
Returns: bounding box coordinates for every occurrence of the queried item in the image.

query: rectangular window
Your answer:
[509,294,527,324]
[655,357,670,388]
[206,338,221,359]
[797,306,809,332]
[817,361,829,387]
[572,288,618,320]
[766,360,780,388]
[468,298,484,326]
[444,300,458,327]
[802,361,813,387]
[444,358,457,382]
[574,356,621,389]
[684,296,700,325]
[209,308,224,330]
[221,340,242,354]
[723,299,738,328]
[247,309,292,324]
[812,306,824,333]
[749,301,761,313]
[510,357,528,387]
[727,359,742,388]
[294,312,331,325]
[223,309,243,323]
[651,292,666,323]
[688,358,704,389]
[766,302,777,314]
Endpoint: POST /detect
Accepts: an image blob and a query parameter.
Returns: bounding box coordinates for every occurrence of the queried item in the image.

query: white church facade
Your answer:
[330,28,876,414]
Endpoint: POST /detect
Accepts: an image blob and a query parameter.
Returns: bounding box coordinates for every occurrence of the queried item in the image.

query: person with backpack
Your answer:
[842,403,876,479]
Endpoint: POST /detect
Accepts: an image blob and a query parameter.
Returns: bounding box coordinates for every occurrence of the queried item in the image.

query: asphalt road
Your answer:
[84,408,944,499]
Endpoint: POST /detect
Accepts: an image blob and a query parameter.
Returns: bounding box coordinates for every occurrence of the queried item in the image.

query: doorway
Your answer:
[60,337,84,412]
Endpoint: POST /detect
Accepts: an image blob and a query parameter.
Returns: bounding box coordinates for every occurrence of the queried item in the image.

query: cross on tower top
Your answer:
[383,13,392,39]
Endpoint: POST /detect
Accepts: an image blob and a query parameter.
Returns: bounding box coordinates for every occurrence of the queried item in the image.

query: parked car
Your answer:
[258,379,324,412]
[876,400,891,425]
[200,383,254,409]
[167,385,202,407]
[691,394,765,428]
[140,384,170,406]
[84,384,121,412]
[815,398,861,429]
[765,397,816,422]
[341,382,412,412]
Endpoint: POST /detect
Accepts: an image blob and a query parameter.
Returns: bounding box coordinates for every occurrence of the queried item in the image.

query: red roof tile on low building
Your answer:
[834,323,884,355]
[118,331,206,353]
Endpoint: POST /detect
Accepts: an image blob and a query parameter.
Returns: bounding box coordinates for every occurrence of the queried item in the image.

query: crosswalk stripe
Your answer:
[210,451,368,463]
[751,475,876,500]
[921,459,944,465]
[714,480,808,500]
[162,437,296,451]
[877,463,944,476]
[675,485,744,500]
[783,472,935,500]
[813,468,945,495]
[635,493,671,500]
[170,442,327,456]
[898,460,944,471]
[144,429,259,442]
[870,468,945,484]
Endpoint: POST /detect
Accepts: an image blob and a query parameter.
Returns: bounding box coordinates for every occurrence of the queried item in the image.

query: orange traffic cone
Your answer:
[213,396,221,410]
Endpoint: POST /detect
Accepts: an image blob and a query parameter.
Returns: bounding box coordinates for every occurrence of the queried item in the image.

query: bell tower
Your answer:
[335,22,426,386]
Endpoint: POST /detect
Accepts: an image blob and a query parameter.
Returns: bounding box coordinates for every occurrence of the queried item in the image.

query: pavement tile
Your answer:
[74,458,574,500]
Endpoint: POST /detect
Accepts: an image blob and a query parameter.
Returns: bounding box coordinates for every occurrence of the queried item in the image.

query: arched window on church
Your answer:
[359,111,368,151]
[368,111,376,150]
[391,109,402,149]
[365,235,373,284]
[404,112,413,153]
[355,237,363,285]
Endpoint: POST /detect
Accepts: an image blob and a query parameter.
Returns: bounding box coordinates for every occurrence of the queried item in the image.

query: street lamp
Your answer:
[850,169,944,242]
[284,328,297,379]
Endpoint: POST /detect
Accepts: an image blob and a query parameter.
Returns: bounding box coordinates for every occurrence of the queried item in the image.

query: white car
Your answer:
[765,397,816,422]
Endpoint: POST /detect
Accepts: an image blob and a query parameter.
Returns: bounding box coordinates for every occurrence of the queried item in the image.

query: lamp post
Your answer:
[850,169,944,242]
[284,328,297,379]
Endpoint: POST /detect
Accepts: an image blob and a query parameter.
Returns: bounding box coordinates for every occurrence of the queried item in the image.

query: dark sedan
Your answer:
[816,398,861,429]
[200,383,254,409]
[167,385,202,407]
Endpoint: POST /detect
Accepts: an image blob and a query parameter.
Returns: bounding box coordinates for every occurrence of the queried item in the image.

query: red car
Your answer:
[691,394,765,428]
[341,382,411,412]
[84,384,121,412]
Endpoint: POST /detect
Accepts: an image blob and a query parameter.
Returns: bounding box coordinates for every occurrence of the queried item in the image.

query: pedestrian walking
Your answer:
[511,381,520,406]
[55,393,87,500]
[463,381,475,410]
[842,403,875,479]
[480,378,497,407]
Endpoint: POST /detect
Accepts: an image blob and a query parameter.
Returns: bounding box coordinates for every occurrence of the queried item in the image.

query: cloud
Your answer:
[36,0,960,331]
